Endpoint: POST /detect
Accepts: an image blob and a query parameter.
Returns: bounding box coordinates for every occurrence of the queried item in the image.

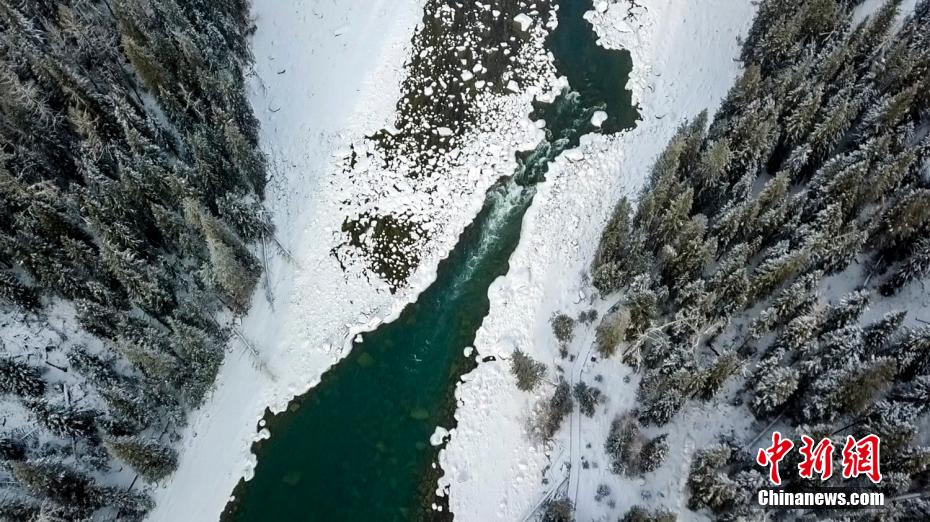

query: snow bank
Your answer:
[438,1,758,520]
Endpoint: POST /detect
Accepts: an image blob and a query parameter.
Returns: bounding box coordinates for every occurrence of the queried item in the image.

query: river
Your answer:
[224,0,637,520]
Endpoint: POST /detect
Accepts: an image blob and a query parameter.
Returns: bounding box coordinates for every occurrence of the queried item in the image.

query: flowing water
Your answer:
[225,0,637,520]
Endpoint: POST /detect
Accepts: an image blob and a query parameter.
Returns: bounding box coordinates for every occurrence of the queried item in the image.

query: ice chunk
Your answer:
[564,149,584,162]
[514,13,533,32]
[591,110,608,127]
[430,426,450,446]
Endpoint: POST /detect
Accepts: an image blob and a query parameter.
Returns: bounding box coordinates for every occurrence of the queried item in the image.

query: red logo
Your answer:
[798,435,834,480]
[841,434,882,484]
[757,433,882,485]
[756,431,794,485]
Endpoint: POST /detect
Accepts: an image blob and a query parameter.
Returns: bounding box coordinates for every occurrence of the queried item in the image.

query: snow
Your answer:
[438,1,759,520]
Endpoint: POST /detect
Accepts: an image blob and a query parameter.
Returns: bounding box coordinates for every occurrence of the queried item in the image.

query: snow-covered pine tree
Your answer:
[863,310,906,351]
[750,271,821,337]
[168,318,223,406]
[105,436,178,482]
[687,444,737,513]
[9,459,102,516]
[0,357,46,397]
[0,271,40,310]
[187,201,261,313]
[27,400,97,440]
[882,236,930,295]
[750,361,799,417]
[819,289,870,334]
[639,433,669,473]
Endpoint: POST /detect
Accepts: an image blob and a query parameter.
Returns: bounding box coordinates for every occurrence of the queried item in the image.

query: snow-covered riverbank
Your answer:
[438,1,758,520]
[147,1,423,519]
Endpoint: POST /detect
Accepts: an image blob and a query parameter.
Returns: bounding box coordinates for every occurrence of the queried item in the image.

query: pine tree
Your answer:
[866,400,920,451]
[594,197,634,270]
[882,237,930,295]
[888,326,930,379]
[606,414,641,475]
[0,493,41,520]
[750,241,810,299]
[639,433,670,473]
[864,311,906,352]
[73,299,126,340]
[687,444,737,513]
[114,335,179,382]
[101,243,173,315]
[9,459,102,514]
[192,203,260,312]
[873,188,930,252]
[770,314,818,354]
[538,378,573,441]
[751,362,800,418]
[829,357,897,416]
[509,349,546,392]
[0,271,40,310]
[0,436,26,461]
[28,400,97,440]
[105,436,178,482]
[97,381,159,434]
[708,242,753,317]
[216,192,273,243]
[550,314,576,345]
[819,289,870,334]
[621,506,676,522]
[99,486,155,521]
[699,351,741,401]
[0,357,46,397]
[596,307,629,359]
[573,381,603,417]
[750,271,821,337]
[168,318,223,406]
[624,276,662,342]
[540,497,574,522]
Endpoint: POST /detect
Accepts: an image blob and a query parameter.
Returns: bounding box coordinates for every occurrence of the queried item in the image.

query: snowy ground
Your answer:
[438,1,759,520]
[149,0,561,520]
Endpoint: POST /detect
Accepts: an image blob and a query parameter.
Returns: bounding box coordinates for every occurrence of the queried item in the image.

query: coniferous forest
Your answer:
[0,0,267,519]
[580,0,930,519]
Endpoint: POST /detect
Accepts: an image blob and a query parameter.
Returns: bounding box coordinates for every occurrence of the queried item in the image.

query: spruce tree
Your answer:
[0,358,46,397]
[639,433,670,473]
[28,400,97,440]
[882,237,930,295]
[0,271,40,310]
[9,459,101,514]
[751,359,799,418]
[191,203,260,312]
[105,436,178,482]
